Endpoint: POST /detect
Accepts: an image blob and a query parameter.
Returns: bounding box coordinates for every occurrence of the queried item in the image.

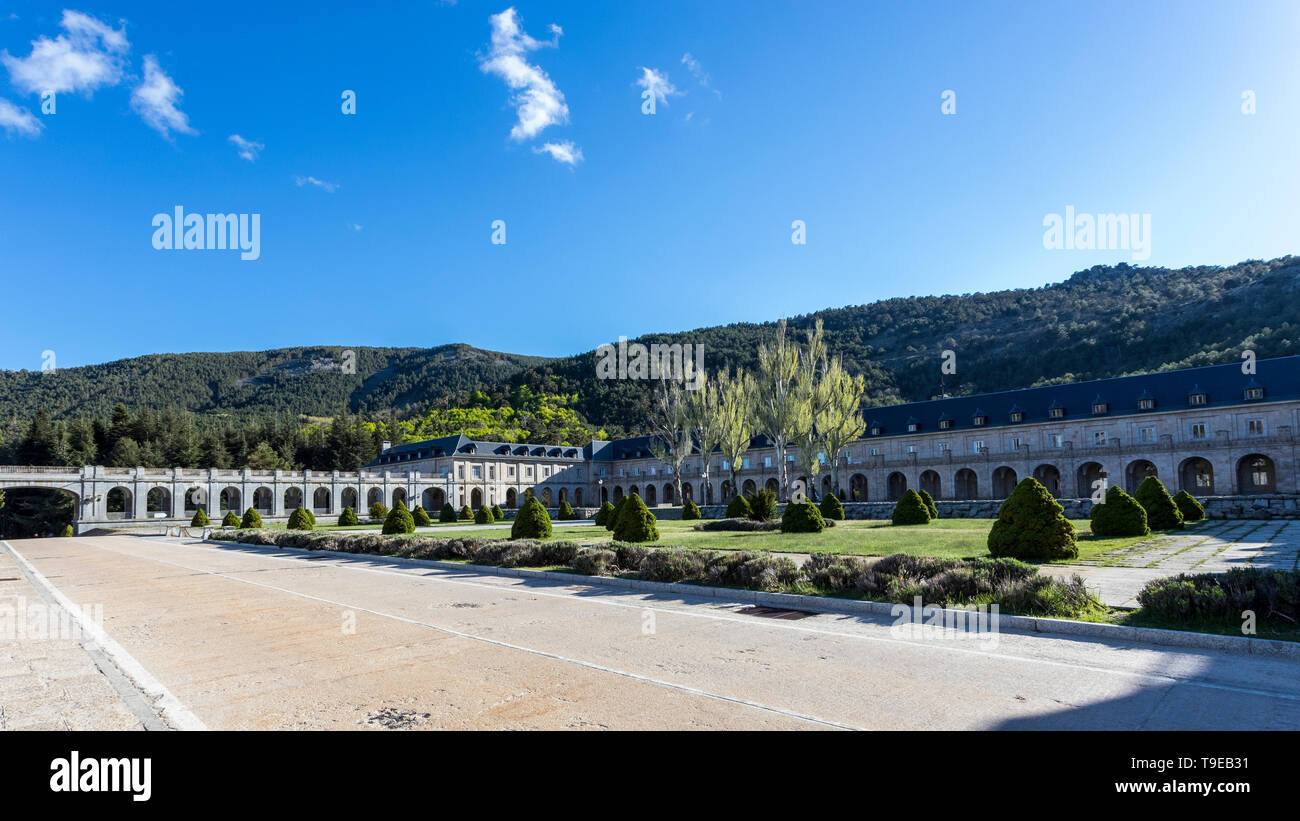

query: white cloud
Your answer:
[533,140,582,166]
[636,67,679,106]
[0,96,41,137]
[349,223,363,231]
[681,52,721,99]
[131,55,195,139]
[228,134,263,162]
[479,7,569,142]
[1,10,129,96]
[295,175,338,192]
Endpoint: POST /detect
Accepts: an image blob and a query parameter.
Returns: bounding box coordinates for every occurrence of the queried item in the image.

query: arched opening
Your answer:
[671,483,681,504]
[107,486,134,520]
[1125,460,1158,493]
[645,485,657,506]
[0,487,77,538]
[887,472,907,502]
[822,475,833,499]
[391,488,407,508]
[705,482,714,504]
[422,488,444,511]
[765,478,779,495]
[600,486,608,503]
[253,487,273,513]
[1178,458,1214,494]
[850,473,867,502]
[721,480,732,501]
[341,487,358,512]
[1076,462,1105,499]
[920,470,941,500]
[541,487,552,506]
[184,487,208,513]
[507,488,519,508]
[471,488,483,509]
[284,487,304,511]
[1237,454,1276,494]
[313,487,331,513]
[147,487,172,517]
[574,488,583,507]
[366,487,384,508]
[1033,464,1062,497]
[219,487,240,512]
[992,466,1018,499]
[954,468,978,500]
[742,479,757,497]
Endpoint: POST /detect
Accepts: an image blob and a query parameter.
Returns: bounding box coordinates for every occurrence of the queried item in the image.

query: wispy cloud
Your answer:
[479,7,569,142]
[636,67,679,107]
[349,223,363,232]
[131,55,195,139]
[0,96,41,137]
[1,10,129,96]
[295,175,338,192]
[681,52,721,99]
[228,134,263,162]
[533,140,582,166]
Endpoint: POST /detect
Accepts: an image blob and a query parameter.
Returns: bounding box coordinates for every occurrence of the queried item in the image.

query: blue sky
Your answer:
[1,0,1297,370]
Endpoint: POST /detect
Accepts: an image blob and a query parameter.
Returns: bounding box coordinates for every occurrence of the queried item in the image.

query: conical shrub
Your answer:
[819,493,845,521]
[474,505,493,524]
[287,505,314,531]
[988,477,1078,560]
[725,494,752,519]
[613,492,659,542]
[511,495,552,539]
[1135,476,1184,530]
[338,506,360,526]
[491,504,504,520]
[190,508,210,527]
[369,502,388,521]
[412,505,433,527]
[595,500,616,527]
[439,503,457,523]
[558,500,576,521]
[682,499,702,520]
[221,510,240,527]
[918,489,939,519]
[605,496,628,531]
[458,505,473,521]
[781,500,825,533]
[891,489,931,526]
[749,488,778,522]
[1090,485,1149,537]
[239,507,263,529]
[1173,489,1205,522]
[383,499,415,534]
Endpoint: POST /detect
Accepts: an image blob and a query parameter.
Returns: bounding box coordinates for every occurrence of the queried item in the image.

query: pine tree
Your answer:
[918,489,938,519]
[988,477,1078,560]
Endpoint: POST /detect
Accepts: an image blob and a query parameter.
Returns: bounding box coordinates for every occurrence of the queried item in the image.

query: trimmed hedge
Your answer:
[287,505,314,531]
[780,500,826,533]
[558,500,576,521]
[1090,485,1149,537]
[190,508,210,527]
[511,495,553,539]
[1137,567,1299,626]
[818,493,844,521]
[369,502,388,521]
[239,507,263,529]
[458,505,473,521]
[1135,476,1184,531]
[474,505,493,525]
[412,505,433,527]
[613,492,659,543]
[221,510,241,527]
[439,503,457,523]
[891,489,931,526]
[749,488,778,522]
[988,477,1078,560]
[382,500,416,535]
[682,499,702,520]
[594,501,616,527]
[1173,490,1205,522]
[491,504,504,520]
[725,494,752,519]
[338,506,360,527]
[693,518,782,532]
[605,496,628,531]
[919,489,939,519]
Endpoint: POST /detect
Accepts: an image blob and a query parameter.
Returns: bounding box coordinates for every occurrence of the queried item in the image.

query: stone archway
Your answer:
[1076,462,1105,499]
[253,487,273,513]
[887,472,907,502]
[992,466,1018,499]
[507,488,519,508]
[954,468,978,500]
[284,487,304,511]
[147,487,172,517]
[645,485,657,506]
[106,486,134,520]
[220,486,241,512]
[1178,457,1214,494]
[920,470,941,500]
[850,473,867,502]
[1237,454,1276,494]
[1033,464,1062,497]
[1125,459,1158,493]
[471,488,483,509]
[341,487,358,512]
[313,487,331,513]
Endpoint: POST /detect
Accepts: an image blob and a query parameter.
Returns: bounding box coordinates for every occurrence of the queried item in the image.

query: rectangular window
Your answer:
[764,457,772,468]
[721,460,729,471]
[1093,431,1107,446]
[471,466,481,479]
[742,458,751,469]
[972,440,984,453]
[906,445,917,454]
[936,442,948,455]
[1248,419,1265,436]
[1190,423,1207,440]
[869,448,880,456]
[1009,436,1022,450]
[1139,426,1155,444]
[457,465,464,479]
[1049,433,1063,448]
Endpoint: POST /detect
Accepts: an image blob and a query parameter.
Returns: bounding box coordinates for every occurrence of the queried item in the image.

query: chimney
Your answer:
[381,440,391,453]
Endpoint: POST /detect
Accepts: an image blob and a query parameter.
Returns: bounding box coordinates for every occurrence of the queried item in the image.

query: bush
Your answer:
[382,500,415,535]
[725,494,752,519]
[749,488,778,522]
[918,489,938,519]
[558,500,576,521]
[439,503,457,523]
[988,477,1078,560]
[572,548,616,576]
[594,500,616,527]
[605,496,628,531]
[221,510,240,527]
[474,505,493,525]
[1173,490,1205,522]
[1137,568,1300,626]
[338,506,359,526]
[369,502,388,521]
[780,500,826,533]
[1134,476,1184,530]
[239,507,263,529]
[190,508,210,527]
[61,524,74,537]
[287,505,314,531]
[468,539,578,568]
[693,518,781,532]
[891,489,931,526]
[612,542,651,571]
[458,505,473,521]
[412,505,433,527]
[818,493,844,521]
[682,499,702,520]
[511,495,552,539]
[639,548,714,583]
[1089,485,1150,538]
[491,504,504,520]
[305,508,317,527]
[613,492,659,542]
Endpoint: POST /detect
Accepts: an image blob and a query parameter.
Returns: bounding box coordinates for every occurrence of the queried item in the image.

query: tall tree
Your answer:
[685,375,724,505]
[19,410,60,465]
[647,380,693,506]
[818,356,867,497]
[753,320,810,501]
[716,368,755,500]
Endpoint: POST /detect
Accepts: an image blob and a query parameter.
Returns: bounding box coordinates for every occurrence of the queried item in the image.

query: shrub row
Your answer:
[1136,567,1299,626]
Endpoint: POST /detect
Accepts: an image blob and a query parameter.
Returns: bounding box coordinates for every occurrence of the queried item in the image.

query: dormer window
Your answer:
[1139,398,1155,410]
[869,421,883,436]
[1009,411,1024,423]
[1049,407,1065,419]
[972,410,987,426]
[1092,402,1108,415]
[907,422,919,433]
[1189,392,1207,406]
[939,419,953,430]
[1245,387,1263,400]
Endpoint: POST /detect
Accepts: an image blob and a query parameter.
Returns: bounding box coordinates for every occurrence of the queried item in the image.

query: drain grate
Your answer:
[0,577,18,582]
[737,605,817,620]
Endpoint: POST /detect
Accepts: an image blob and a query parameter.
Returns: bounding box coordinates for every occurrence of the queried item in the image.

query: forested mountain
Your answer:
[2,256,1298,455]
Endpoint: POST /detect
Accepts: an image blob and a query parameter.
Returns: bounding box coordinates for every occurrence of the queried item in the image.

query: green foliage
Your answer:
[571,548,617,576]
[605,495,628,531]
[221,510,240,527]
[612,492,660,543]
[382,499,415,535]
[287,506,314,531]
[61,524,74,537]
[190,508,209,527]
[491,504,504,520]
[1090,485,1150,537]
[891,489,931,526]
[780,500,825,533]
[458,505,473,521]
[474,505,493,525]
[918,489,938,519]
[818,493,845,520]
[1137,568,1299,625]
[438,503,456,523]
[682,499,702,520]
[748,488,777,522]
[1134,476,1185,530]
[511,495,552,539]
[368,502,388,520]
[988,478,1078,560]
[412,505,433,527]
[594,500,616,527]
[338,506,359,526]
[725,494,752,519]
[1173,489,1205,522]
[239,507,262,529]
[558,500,576,520]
